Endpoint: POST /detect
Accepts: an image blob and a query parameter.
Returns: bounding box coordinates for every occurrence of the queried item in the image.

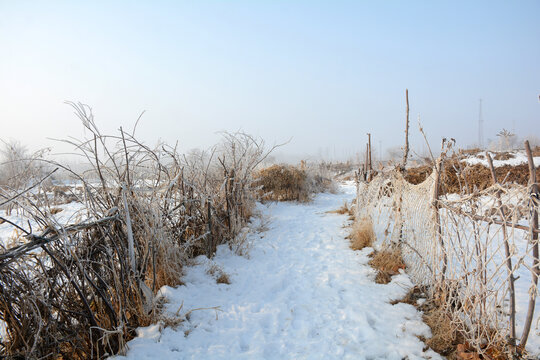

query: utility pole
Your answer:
[478,99,484,149]
[367,133,372,171]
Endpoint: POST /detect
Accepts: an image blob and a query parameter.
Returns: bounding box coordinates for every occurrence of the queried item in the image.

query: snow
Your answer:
[0,201,87,247]
[462,151,540,168]
[113,183,441,360]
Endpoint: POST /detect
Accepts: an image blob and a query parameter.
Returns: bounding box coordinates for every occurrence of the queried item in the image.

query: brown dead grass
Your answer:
[393,286,463,358]
[404,165,433,185]
[396,286,512,360]
[49,207,63,215]
[493,152,514,160]
[423,306,463,358]
[460,148,481,155]
[404,158,540,195]
[349,217,375,251]
[328,201,352,216]
[254,164,309,202]
[368,245,405,284]
[206,263,231,285]
[391,285,427,306]
[216,273,231,284]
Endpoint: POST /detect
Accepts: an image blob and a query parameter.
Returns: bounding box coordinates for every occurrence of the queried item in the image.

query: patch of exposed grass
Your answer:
[368,245,405,284]
[393,286,466,359]
[349,217,375,251]
[422,306,463,358]
[327,201,351,215]
[216,273,231,284]
[49,207,63,215]
[493,152,514,160]
[207,263,231,285]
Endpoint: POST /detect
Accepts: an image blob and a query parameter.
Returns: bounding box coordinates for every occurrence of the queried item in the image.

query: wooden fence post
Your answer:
[520,140,539,349]
[206,198,213,258]
[401,89,410,171]
[486,152,516,348]
[367,133,372,177]
[433,157,447,280]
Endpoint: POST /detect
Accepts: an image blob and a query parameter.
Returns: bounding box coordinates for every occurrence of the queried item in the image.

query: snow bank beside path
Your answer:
[114,183,441,360]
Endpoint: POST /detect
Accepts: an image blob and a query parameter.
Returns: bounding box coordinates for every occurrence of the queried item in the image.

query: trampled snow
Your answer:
[114,183,441,360]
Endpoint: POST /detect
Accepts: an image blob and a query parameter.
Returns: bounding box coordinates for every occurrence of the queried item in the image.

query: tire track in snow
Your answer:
[114,183,442,360]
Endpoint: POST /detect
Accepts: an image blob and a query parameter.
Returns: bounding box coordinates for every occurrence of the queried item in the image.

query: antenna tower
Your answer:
[478,99,484,148]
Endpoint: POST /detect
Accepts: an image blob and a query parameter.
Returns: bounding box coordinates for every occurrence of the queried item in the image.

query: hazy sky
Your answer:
[1,0,539,161]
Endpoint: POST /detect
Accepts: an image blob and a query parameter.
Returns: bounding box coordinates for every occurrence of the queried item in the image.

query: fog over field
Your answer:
[1,1,539,161]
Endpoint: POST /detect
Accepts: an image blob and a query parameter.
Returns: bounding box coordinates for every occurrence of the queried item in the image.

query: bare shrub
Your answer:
[255,164,309,201]
[0,140,52,215]
[349,217,375,251]
[254,160,336,202]
[0,103,277,358]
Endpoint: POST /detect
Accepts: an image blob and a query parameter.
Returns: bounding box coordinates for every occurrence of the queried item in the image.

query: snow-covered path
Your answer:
[115,183,440,360]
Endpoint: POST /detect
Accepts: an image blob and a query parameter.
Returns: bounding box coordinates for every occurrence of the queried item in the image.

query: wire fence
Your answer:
[356,149,539,357]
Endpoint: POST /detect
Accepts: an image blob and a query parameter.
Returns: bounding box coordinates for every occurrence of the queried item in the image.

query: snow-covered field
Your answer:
[114,183,441,360]
[0,201,87,248]
[462,150,540,168]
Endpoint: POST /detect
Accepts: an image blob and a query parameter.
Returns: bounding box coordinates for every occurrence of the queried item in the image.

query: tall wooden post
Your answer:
[433,157,446,280]
[520,141,539,349]
[487,152,516,348]
[206,198,213,258]
[401,89,410,171]
[367,133,372,172]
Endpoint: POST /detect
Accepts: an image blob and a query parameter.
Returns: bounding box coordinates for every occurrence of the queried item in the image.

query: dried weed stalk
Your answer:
[0,103,278,359]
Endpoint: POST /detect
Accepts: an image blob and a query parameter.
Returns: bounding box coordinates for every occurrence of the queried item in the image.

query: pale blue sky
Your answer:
[1,1,539,160]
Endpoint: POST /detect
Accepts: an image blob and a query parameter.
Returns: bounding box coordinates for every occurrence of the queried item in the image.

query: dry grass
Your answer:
[207,263,231,285]
[395,287,511,359]
[368,245,405,284]
[49,207,63,215]
[404,165,433,185]
[423,306,462,358]
[254,163,335,202]
[255,164,309,202]
[493,152,514,160]
[393,286,463,358]
[216,273,231,284]
[349,217,375,251]
[404,158,540,195]
[327,201,351,215]
[391,285,427,306]
[460,148,481,155]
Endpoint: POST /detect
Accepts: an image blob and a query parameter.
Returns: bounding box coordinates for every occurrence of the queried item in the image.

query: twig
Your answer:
[0,168,58,208]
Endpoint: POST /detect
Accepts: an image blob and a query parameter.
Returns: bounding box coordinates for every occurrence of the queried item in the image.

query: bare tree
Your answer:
[495,129,516,151]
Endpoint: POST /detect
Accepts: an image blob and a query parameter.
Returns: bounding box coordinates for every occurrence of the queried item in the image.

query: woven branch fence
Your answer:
[356,145,539,357]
